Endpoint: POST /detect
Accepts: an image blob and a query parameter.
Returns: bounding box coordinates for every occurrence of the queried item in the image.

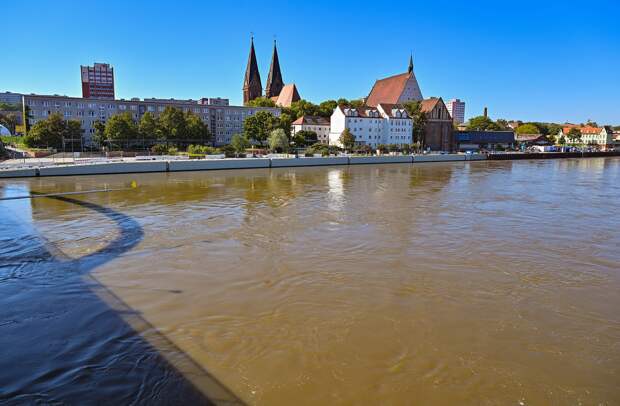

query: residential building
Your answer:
[292,116,330,144]
[365,55,423,107]
[559,125,614,149]
[456,131,515,151]
[21,93,279,146]
[0,91,23,106]
[445,98,465,124]
[420,97,456,152]
[328,104,413,148]
[81,63,115,99]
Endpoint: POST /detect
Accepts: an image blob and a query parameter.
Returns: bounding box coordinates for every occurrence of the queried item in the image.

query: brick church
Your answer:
[366,56,455,151]
[243,38,301,107]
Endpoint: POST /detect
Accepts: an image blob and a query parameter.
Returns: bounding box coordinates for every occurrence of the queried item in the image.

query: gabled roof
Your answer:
[292,115,330,126]
[275,83,301,107]
[366,72,411,107]
[376,103,409,118]
[420,97,441,113]
[243,37,262,89]
[336,105,381,118]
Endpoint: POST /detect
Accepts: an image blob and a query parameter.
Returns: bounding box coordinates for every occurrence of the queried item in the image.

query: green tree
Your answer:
[293,130,317,147]
[246,97,276,107]
[567,127,582,144]
[279,112,293,138]
[558,135,566,145]
[0,102,19,111]
[318,100,338,117]
[159,106,187,142]
[466,116,501,131]
[516,123,540,134]
[268,128,289,153]
[104,112,138,142]
[495,119,510,131]
[403,101,428,148]
[230,133,250,156]
[185,111,211,144]
[138,112,160,141]
[286,99,320,119]
[339,128,355,151]
[93,120,106,146]
[243,110,279,146]
[24,113,71,149]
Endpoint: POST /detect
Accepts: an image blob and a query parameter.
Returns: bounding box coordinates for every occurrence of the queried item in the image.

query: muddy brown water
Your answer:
[1,158,619,405]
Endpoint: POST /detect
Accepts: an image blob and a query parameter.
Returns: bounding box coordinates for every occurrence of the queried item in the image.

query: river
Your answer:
[1,158,619,405]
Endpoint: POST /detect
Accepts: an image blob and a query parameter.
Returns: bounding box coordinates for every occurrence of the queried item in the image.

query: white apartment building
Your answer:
[291,116,330,144]
[560,125,614,150]
[445,98,465,124]
[20,93,279,146]
[328,104,412,148]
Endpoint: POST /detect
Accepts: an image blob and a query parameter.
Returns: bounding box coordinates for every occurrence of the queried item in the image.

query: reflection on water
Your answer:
[1,158,620,405]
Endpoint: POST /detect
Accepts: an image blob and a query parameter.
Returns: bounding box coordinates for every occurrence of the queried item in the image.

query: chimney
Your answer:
[483,107,488,118]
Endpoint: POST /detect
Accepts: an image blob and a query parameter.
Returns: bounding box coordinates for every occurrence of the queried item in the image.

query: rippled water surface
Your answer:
[1,158,619,405]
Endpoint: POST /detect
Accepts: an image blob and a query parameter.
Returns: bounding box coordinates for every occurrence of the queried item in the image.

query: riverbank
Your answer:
[0,151,618,178]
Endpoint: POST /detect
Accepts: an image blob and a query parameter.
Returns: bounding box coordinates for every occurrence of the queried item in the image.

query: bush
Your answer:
[188,144,219,155]
[151,144,178,155]
[305,152,314,157]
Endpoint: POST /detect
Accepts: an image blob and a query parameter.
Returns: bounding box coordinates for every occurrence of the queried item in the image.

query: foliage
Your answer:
[558,135,566,145]
[376,144,388,153]
[279,112,293,137]
[187,144,219,155]
[292,130,317,147]
[158,107,187,141]
[246,97,276,107]
[318,100,338,117]
[230,134,250,154]
[466,116,502,131]
[24,113,82,149]
[243,110,279,145]
[104,112,138,141]
[567,127,582,143]
[339,128,355,151]
[151,144,177,155]
[515,123,540,134]
[402,101,427,146]
[388,143,400,152]
[0,102,19,111]
[185,111,211,144]
[93,120,106,145]
[268,128,289,152]
[138,112,160,140]
[354,144,372,154]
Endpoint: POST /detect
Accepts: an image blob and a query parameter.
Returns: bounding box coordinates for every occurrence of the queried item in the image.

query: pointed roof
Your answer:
[265,40,284,99]
[275,84,301,107]
[243,37,262,90]
[366,72,412,107]
[408,54,413,74]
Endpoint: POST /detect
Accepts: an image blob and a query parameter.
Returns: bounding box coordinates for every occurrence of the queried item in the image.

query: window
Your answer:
[64,111,72,117]
[130,105,137,111]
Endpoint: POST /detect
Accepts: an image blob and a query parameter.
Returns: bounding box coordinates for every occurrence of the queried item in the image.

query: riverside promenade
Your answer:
[0,152,618,179]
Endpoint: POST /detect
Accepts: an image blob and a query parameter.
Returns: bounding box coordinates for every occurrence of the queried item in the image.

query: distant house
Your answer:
[292,116,330,144]
[559,125,614,150]
[456,131,515,151]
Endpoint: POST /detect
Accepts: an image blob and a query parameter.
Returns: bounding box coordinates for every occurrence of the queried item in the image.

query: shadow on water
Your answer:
[0,193,244,405]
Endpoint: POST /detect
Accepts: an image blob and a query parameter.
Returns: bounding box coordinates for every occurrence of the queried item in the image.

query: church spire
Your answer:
[408,53,414,74]
[265,39,284,99]
[243,36,262,104]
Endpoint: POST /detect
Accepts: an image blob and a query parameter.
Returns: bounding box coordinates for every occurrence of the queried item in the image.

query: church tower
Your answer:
[243,37,263,104]
[265,40,284,99]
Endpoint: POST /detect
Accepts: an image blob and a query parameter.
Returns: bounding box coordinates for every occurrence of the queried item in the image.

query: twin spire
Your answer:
[243,37,284,104]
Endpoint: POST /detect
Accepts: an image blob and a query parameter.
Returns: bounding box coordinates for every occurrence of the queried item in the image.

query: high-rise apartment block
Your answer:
[81,63,115,99]
[445,99,465,124]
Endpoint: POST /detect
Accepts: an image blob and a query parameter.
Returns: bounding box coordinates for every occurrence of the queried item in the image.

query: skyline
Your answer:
[2,0,620,124]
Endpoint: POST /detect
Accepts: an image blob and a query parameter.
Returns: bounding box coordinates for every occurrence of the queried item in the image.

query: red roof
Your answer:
[420,97,441,113]
[292,115,330,126]
[366,72,411,107]
[275,84,301,107]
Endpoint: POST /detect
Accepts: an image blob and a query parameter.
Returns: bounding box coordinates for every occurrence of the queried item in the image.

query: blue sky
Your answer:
[2,0,619,124]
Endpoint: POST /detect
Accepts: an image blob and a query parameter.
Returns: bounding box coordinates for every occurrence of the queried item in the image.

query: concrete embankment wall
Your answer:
[488,151,620,160]
[2,152,619,179]
[168,158,270,172]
